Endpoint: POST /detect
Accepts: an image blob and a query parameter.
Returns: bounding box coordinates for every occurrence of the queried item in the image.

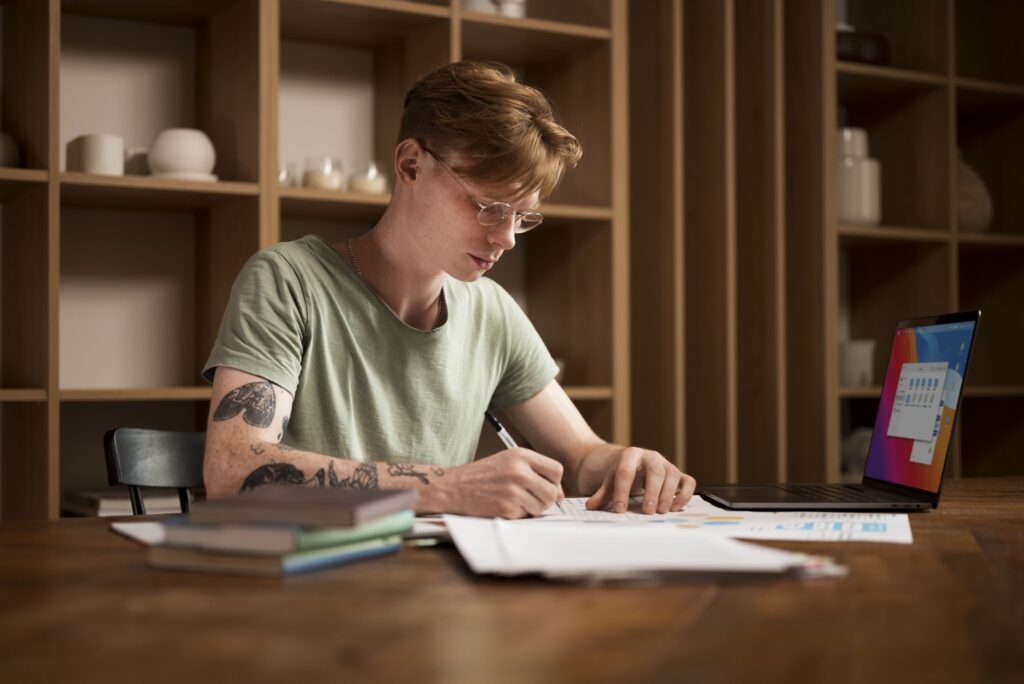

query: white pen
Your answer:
[485,411,565,505]
[485,410,518,450]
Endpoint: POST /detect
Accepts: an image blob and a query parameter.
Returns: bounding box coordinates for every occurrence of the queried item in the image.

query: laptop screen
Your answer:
[863,315,978,494]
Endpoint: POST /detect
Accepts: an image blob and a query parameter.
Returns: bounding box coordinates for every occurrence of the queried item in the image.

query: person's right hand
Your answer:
[445,448,564,519]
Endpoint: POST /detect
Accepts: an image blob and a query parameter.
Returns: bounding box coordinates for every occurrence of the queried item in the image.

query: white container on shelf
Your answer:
[148,128,216,178]
[496,0,526,18]
[303,157,345,190]
[463,0,497,13]
[840,339,876,387]
[837,127,881,225]
[348,160,388,194]
[67,134,125,176]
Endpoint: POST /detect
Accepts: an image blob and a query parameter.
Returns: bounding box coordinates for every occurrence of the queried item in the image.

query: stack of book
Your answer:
[148,488,417,576]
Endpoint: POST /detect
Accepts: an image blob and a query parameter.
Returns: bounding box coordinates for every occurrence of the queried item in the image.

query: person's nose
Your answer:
[488,216,517,251]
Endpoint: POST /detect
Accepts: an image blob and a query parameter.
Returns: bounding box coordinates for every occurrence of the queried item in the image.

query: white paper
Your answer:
[443,515,833,580]
[535,496,912,544]
[110,521,165,546]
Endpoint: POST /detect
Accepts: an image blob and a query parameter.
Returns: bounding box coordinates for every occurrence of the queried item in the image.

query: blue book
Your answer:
[148,534,403,576]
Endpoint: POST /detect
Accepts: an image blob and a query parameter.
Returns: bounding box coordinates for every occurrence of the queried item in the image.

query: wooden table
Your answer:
[1,478,1022,684]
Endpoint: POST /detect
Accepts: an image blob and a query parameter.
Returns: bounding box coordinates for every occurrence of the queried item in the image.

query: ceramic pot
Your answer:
[837,127,881,225]
[303,157,345,190]
[840,339,876,387]
[67,134,124,176]
[349,160,388,194]
[957,155,993,232]
[463,0,497,13]
[496,0,526,18]
[0,132,20,168]
[148,128,216,176]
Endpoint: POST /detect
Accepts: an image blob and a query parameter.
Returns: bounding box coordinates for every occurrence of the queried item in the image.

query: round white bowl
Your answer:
[148,128,216,176]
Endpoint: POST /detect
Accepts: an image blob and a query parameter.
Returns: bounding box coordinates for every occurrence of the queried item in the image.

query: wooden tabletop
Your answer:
[1,478,1022,684]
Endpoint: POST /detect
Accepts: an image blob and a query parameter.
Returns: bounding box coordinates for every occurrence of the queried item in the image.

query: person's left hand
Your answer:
[584,447,696,514]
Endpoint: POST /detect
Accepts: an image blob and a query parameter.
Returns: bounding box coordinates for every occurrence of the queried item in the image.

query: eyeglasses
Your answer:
[424,148,544,233]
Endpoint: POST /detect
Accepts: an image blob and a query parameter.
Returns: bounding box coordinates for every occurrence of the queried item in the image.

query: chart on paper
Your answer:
[534,496,912,544]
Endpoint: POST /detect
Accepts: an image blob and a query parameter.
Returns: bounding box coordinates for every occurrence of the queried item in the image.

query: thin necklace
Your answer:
[346,239,446,330]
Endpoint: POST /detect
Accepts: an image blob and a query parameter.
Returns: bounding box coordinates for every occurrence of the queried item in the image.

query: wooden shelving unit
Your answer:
[630,0,1024,484]
[0,0,629,520]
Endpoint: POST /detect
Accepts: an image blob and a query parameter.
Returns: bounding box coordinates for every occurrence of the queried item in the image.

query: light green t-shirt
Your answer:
[203,235,557,466]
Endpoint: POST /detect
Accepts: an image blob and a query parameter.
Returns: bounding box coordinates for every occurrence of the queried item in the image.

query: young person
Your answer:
[203,60,695,518]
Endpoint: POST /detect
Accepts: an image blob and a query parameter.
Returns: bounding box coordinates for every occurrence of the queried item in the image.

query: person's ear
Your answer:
[394,139,423,186]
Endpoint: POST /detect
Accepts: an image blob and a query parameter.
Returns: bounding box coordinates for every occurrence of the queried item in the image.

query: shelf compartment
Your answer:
[957,107,1024,237]
[844,0,950,75]
[840,396,879,481]
[279,0,450,197]
[59,400,207,516]
[279,187,390,223]
[1,402,50,520]
[959,396,1024,476]
[838,76,951,230]
[957,79,1024,127]
[59,199,260,393]
[461,22,612,208]
[60,3,261,182]
[563,385,613,401]
[1,185,50,389]
[843,240,954,385]
[837,62,947,103]
[958,243,1024,386]
[61,173,258,210]
[0,169,48,201]
[1,0,52,171]
[461,14,610,53]
[956,0,1024,87]
[523,221,612,388]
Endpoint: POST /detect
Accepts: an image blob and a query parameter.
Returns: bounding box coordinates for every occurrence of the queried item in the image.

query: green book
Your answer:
[149,535,403,577]
[159,509,414,555]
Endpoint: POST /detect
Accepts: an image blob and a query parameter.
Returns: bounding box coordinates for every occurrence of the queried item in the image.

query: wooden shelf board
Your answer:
[0,168,48,201]
[462,16,609,66]
[837,62,947,106]
[839,386,881,399]
[542,204,613,221]
[957,78,1024,122]
[281,0,448,47]
[62,0,238,26]
[957,77,1024,98]
[964,386,1024,398]
[0,389,47,402]
[461,12,610,41]
[838,224,952,244]
[60,387,212,402]
[563,386,613,401]
[280,186,390,222]
[61,173,258,211]
[956,233,1024,249]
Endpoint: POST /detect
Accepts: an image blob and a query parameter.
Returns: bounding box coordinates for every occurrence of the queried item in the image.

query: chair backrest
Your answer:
[104,428,206,515]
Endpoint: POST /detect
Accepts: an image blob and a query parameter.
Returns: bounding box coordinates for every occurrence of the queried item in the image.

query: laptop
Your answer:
[700,310,980,511]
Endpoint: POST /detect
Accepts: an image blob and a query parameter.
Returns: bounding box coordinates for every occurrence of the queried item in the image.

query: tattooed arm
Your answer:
[204,366,459,511]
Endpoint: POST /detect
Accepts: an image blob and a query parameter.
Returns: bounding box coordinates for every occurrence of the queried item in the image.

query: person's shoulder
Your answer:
[246,235,331,278]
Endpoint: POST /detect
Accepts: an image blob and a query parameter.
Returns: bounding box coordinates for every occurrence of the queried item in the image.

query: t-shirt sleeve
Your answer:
[489,284,559,409]
[202,249,307,394]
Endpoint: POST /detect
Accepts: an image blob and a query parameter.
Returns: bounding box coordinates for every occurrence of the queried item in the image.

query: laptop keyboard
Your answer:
[774,484,896,503]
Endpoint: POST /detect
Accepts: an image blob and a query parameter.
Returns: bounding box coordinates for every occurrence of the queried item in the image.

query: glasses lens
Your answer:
[516,212,544,232]
[477,203,512,226]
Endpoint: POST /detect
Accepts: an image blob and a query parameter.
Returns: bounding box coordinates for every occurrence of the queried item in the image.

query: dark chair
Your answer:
[104,428,206,515]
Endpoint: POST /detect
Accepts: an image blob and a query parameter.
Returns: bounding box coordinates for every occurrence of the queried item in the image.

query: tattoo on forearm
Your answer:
[250,443,265,456]
[431,467,445,477]
[387,463,430,485]
[278,415,289,442]
[239,460,381,492]
[213,381,276,428]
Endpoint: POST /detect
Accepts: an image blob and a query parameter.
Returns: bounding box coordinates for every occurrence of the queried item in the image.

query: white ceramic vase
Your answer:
[957,154,993,232]
[837,127,881,225]
[148,128,216,178]
[67,134,124,176]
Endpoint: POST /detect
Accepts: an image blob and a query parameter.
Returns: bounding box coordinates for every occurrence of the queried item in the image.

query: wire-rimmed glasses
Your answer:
[424,147,544,233]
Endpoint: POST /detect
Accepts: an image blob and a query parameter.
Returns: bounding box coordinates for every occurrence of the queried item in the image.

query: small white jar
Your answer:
[148,128,216,177]
[837,127,881,225]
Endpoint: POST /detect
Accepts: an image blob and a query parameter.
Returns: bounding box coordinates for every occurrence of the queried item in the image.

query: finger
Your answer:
[521,471,560,517]
[640,460,666,514]
[658,470,683,513]
[670,474,698,510]
[610,450,642,513]
[585,470,614,510]
[521,450,565,488]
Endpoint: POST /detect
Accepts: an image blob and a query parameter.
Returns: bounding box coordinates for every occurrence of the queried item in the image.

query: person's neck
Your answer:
[342,210,446,330]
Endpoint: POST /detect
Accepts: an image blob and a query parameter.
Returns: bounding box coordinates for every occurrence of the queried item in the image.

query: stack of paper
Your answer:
[443,515,845,581]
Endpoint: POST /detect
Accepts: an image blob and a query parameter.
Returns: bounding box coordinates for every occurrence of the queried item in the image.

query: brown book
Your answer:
[188,487,417,527]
